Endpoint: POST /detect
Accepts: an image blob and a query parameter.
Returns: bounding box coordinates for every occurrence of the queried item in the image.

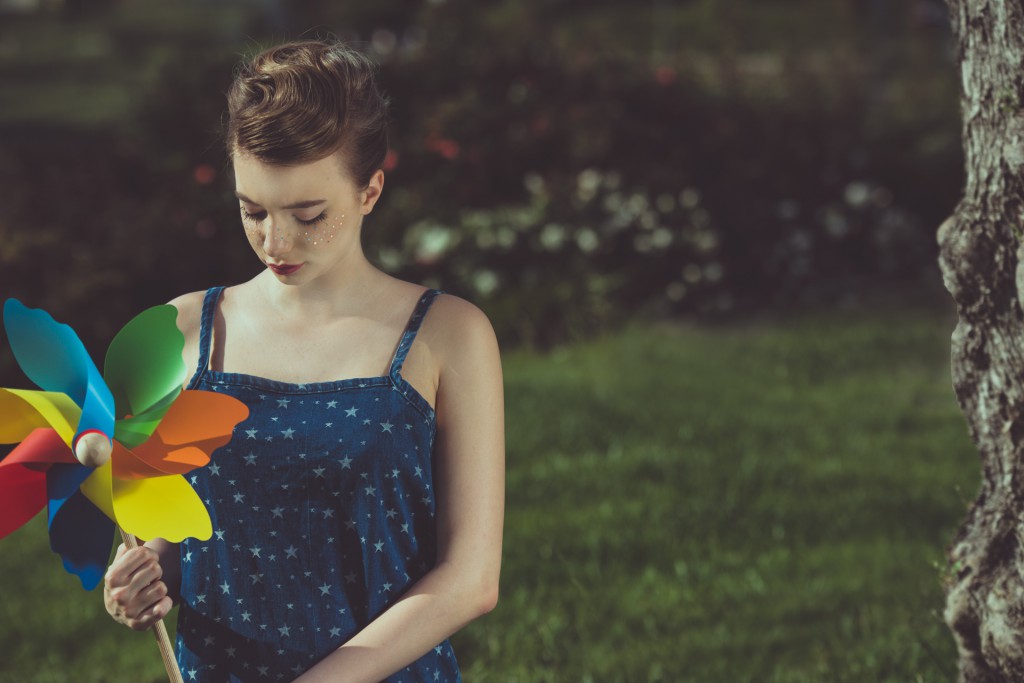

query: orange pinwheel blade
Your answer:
[125,390,249,477]
[109,440,167,481]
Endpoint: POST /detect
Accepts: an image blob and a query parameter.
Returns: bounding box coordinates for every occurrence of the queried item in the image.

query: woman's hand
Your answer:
[103,543,173,631]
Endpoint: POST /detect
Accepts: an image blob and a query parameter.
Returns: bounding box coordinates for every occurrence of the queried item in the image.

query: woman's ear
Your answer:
[360,169,385,215]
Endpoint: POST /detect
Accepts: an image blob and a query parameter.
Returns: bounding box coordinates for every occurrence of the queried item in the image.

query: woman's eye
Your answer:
[298,212,327,227]
[241,207,266,222]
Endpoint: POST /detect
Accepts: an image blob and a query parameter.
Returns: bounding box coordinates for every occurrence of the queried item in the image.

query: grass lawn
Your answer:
[0,302,978,682]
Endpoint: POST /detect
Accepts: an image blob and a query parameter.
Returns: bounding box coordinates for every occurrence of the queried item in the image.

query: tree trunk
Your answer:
[939,1,1024,681]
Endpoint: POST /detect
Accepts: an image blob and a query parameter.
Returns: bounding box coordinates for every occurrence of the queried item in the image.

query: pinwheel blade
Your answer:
[3,300,114,443]
[0,465,45,540]
[0,429,76,540]
[127,390,249,476]
[0,389,80,445]
[78,460,116,521]
[47,463,112,590]
[104,304,186,432]
[80,458,213,543]
[111,440,171,480]
[114,411,168,450]
[114,475,213,543]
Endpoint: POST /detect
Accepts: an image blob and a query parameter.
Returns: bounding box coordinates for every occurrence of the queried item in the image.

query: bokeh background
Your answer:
[0,0,978,681]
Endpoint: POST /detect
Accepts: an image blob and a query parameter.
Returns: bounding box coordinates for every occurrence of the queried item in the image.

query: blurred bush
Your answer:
[0,0,961,352]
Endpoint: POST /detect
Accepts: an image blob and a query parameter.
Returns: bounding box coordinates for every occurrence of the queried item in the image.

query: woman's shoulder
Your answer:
[165,288,206,315]
[165,288,219,339]
[165,289,217,381]
[424,289,500,371]
[428,290,490,328]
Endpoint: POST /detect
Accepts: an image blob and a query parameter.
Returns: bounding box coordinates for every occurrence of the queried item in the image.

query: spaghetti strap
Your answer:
[187,286,225,389]
[388,288,444,379]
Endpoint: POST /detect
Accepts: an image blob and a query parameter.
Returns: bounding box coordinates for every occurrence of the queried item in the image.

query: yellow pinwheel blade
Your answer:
[111,474,212,542]
[79,463,211,542]
[0,389,79,445]
[79,462,115,521]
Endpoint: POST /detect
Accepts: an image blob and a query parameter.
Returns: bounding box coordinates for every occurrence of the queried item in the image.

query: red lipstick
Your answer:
[267,262,303,276]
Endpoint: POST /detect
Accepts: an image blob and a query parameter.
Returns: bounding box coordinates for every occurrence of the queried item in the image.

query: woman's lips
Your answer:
[267,262,303,275]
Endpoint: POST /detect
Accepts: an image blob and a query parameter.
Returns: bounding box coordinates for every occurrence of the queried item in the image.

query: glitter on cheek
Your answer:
[240,207,290,245]
[241,209,346,248]
[302,214,344,247]
[324,214,344,244]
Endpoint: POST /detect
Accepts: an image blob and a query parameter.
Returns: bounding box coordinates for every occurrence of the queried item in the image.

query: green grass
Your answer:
[0,304,978,682]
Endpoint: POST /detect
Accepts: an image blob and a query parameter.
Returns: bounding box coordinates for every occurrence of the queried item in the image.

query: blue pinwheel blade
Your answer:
[46,463,114,590]
[3,299,115,444]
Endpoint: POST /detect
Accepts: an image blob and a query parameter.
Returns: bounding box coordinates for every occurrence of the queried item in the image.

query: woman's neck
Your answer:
[253,248,388,323]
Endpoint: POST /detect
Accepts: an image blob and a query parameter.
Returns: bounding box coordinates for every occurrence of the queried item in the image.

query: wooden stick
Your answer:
[118,528,184,683]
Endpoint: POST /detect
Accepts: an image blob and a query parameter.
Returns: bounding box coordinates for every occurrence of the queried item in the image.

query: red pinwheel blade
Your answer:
[1,427,75,468]
[0,428,72,539]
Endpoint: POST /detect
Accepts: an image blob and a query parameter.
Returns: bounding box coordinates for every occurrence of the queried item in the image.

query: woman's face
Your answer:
[232,151,382,283]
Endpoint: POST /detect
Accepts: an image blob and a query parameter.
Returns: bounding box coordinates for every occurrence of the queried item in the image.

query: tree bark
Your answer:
[939,1,1024,681]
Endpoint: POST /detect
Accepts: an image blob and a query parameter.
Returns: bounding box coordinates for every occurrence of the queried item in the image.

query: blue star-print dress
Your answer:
[175,286,460,682]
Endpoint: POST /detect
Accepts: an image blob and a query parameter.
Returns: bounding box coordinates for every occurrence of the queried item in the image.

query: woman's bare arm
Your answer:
[295,296,505,683]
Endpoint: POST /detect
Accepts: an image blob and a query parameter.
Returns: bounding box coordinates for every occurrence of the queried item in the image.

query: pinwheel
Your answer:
[0,299,249,682]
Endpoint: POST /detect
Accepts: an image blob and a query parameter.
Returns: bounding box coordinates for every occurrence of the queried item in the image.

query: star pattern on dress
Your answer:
[176,288,457,682]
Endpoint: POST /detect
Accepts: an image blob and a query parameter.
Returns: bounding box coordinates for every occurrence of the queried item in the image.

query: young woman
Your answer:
[100,40,505,682]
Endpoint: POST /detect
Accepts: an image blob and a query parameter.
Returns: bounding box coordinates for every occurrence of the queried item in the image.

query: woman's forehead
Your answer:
[233,153,352,205]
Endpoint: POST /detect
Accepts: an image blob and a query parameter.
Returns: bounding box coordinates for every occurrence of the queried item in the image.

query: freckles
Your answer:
[241,207,289,243]
[240,208,261,241]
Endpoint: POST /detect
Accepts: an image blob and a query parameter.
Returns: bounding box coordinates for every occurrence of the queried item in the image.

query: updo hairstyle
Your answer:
[225,40,390,189]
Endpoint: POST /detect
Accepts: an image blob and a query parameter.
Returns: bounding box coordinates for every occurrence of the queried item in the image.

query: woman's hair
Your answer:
[225,40,390,188]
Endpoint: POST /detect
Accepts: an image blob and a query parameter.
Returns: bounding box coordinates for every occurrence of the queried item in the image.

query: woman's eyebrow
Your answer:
[235,191,326,209]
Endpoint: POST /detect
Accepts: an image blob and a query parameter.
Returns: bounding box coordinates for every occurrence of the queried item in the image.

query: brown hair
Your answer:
[226,40,390,188]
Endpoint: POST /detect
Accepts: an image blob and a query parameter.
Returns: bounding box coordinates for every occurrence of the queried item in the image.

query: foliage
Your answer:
[0,301,977,681]
[0,0,963,350]
[369,5,961,345]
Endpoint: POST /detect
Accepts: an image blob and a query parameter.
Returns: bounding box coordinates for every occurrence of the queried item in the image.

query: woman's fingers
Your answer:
[104,546,169,630]
[106,545,154,587]
[126,593,173,632]
[125,559,162,596]
[128,580,169,619]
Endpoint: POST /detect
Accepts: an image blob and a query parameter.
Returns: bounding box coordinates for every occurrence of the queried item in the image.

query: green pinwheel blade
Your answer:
[103,305,186,433]
[112,389,181,449]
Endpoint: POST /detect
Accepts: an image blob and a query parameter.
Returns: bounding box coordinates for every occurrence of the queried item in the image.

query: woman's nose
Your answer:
[262,219,293,256]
